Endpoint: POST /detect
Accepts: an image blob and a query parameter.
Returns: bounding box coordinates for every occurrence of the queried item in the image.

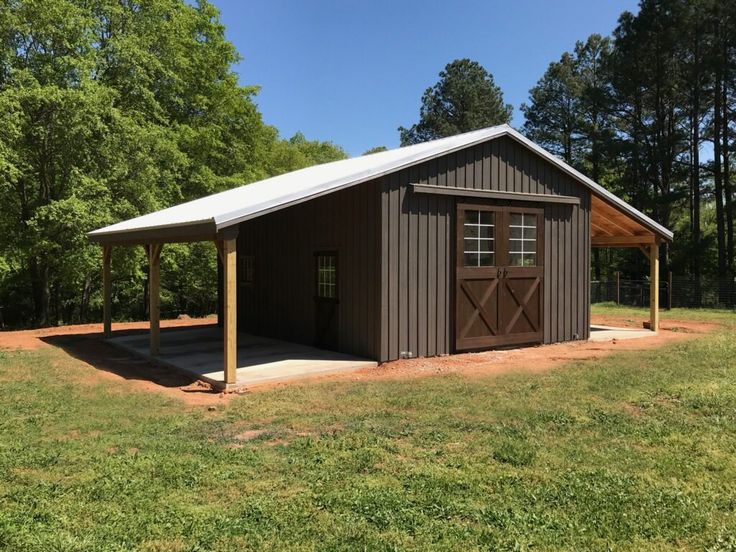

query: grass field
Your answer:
[1,305,735,551]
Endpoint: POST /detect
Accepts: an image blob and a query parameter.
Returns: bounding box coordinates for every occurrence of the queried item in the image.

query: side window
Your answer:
[508,212,538,267]
[240,254,254,285]
[315,253,337,299]
[463,209,495,267]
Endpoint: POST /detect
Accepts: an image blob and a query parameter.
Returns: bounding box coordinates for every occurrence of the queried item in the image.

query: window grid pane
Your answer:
[317,255,337,298]
[508,212,537,266]
[463,210,495,267]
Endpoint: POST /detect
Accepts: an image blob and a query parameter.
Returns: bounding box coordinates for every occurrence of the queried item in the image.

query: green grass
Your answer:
[593,301,736,322]
[1,308,735,551]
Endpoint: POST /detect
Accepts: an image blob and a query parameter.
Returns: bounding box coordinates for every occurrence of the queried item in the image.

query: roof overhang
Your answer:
[590,194,665,247]
[503,130,673,243]
[88,220,239,246]
[88,124,673,246]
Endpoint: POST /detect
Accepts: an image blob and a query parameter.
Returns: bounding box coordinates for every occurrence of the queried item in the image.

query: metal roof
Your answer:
[88,124,673,242]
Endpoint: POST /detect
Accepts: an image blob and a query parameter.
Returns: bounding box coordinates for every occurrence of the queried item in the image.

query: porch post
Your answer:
[649,242,659,332]
[147,243,163,355]
[222,238,237,385]
[102,244,112,337]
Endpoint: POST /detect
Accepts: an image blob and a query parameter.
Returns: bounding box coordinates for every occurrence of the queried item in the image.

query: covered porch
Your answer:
[91,222,248,387]
[92,219,377,389]
[590,194,670,332]
[107,325,376,389]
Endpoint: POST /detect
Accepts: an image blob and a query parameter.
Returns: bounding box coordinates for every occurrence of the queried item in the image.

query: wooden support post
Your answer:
[649,242,659,332]
[668,271,673,310]
[147,243,163,355]
[102,245,112,337]
[221,238,237,385]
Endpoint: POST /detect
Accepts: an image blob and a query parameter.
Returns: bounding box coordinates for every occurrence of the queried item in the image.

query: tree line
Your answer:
[400,0,736,304]
[2,0,734,329]
[522,0,735,301]
[0,0,346,328]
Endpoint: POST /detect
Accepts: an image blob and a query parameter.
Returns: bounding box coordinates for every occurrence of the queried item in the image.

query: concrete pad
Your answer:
[588,324,654,342]
[107,325,377,389]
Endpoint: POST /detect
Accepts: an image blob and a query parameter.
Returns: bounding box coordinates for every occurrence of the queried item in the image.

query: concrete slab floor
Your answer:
[588,324,655,342]
[107,325,377,389]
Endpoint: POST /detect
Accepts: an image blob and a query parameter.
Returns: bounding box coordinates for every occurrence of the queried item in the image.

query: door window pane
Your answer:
[508,212,537,267]
[463,210,495,267]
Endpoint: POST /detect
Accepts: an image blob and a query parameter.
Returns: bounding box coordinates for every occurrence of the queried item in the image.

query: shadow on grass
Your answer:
[40,326,215,390]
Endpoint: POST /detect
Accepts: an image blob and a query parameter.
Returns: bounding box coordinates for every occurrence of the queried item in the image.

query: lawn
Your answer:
[1,306,735,551]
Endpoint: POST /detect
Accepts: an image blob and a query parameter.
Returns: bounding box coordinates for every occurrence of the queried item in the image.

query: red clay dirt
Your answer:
[248,315,720,392]
[0,317,214,350]
[0,314,720,407]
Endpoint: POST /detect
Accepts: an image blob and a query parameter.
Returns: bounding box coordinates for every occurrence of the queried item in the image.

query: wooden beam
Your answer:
[649,242,659,332]
[102,245,112,337]
[147,243,163,356]
[591,198,644,235]
[411,183,581,205]
[591,219,614,236]
[88,221,217,246]
[222,238,237,385]
[591,234,656,247]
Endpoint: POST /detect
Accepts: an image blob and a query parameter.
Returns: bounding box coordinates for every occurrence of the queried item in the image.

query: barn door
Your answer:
[456,204,544,351]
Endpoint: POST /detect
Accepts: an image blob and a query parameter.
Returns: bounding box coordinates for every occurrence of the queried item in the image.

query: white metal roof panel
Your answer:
[88,124,673,241]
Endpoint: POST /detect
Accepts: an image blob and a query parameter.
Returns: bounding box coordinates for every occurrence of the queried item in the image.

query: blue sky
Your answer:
[215,0,639,156]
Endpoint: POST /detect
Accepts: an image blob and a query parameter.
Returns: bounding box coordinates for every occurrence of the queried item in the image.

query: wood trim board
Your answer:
[412,183,581,205]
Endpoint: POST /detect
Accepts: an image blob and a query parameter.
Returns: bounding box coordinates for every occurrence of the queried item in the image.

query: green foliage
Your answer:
[522,2,736,287]
[264,132,347,176]
[0,309,735,548]
[362,146,388,155]
[521,35,615,179]
[0,0,347,328]
[399,58,512,146]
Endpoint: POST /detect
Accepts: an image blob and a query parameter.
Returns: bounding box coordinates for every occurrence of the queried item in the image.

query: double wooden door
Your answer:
[455,203,544,351]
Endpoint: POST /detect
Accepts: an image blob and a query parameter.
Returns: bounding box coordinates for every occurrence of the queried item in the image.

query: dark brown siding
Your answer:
[237,180,381,359]
[379,135,591,361]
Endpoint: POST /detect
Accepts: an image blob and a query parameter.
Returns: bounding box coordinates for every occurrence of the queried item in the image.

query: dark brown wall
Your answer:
[236,180,381,359]
[378,135,591,361]
[234,134,591,363]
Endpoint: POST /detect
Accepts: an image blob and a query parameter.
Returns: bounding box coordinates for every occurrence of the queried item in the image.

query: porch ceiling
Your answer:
[590,194,666,247]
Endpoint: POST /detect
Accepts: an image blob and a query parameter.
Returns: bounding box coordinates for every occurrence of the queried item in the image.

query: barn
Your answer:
[89,125,673,387]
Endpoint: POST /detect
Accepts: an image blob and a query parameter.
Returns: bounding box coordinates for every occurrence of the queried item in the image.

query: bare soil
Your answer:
[0,317,214,350]
[0,314,719,406]
[253,314,719,391]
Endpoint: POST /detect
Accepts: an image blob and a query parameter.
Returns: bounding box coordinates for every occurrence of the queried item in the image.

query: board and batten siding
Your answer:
[379,135,591,362]
[236,179,381,359]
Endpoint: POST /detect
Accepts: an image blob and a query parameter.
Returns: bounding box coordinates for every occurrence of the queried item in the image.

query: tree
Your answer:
[521,53,582,164]
[523,0,736,306]
[362,146,388,155]
[263,132,347,176]
[0,0,347,327]
[522,35,615,280]
[399,59,512,146]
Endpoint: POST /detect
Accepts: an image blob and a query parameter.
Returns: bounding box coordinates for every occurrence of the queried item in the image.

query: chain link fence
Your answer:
[591,274,736,309]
